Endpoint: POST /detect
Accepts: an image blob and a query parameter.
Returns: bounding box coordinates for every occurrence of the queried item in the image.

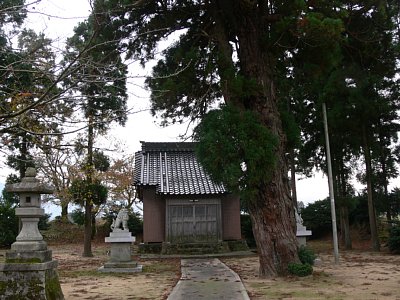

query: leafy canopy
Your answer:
[69,179,108,206]
[194,105,278,202]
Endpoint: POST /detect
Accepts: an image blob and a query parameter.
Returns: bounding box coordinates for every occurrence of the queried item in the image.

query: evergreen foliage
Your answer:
[98,0,399,275]
[349,195,370,225]
[298,246,316,266]
[301,199,333,238]
[0,200,18,247]
[93,150,110,172]
[61,1,128,256]
[288,263,313,277]
[194,105,278,203]
[1,0,398,275]
[0,0,26,25]
[0,176,20,246]
[1,5,68,180]
[288,0,400,251]
[69,179,108,207]
[38,213,51,231]
[62,9,128,130]
[388,223,400,254]
[1,174,20,205]
[70,208,85,226]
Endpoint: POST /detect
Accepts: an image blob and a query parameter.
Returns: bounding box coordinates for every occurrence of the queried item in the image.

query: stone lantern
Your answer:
[0,167,64,299]
[6,167,53,256]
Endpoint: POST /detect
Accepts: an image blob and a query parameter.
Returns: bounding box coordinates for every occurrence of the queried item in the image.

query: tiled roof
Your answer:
[134,141,226,195]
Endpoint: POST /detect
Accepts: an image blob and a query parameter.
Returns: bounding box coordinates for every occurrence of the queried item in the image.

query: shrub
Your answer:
[71,208,85,225]
[349,195,370,225]
[0,202,18,247]
[127,212,143,235]
[388,225,400,254]
[287,246,316,277]
[39,213,51,230]
[288,263,313,277]
[298,246,316,265]
[301,199,333,238]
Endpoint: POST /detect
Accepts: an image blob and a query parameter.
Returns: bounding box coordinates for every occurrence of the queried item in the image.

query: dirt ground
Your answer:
[2,240,400,299]
[51,243,180,300]
[223,241,400,300]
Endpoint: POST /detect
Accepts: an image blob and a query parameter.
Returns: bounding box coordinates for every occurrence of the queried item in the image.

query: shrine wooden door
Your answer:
[166,199,221,243]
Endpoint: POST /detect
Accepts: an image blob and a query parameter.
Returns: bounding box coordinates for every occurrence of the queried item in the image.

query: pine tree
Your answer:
[103,0,398,274]
[62,1,128,257]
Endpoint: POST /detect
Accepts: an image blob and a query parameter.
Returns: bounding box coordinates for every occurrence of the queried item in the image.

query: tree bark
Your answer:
[248,181,299,276]
[61,201,69,222]
[20,133,28,178]
[217,3,299,276]
[83,200,93,257]
[338,199,345,246]
[91,212,97,240]
[362,125,380,251]
[340,206,352,250]
[338,160,352,250]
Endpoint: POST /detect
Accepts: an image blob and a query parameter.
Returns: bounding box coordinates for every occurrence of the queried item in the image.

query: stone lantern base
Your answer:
[0,258,63,300]
[0,167,63,299]
[0,212,64,299]
[0,250,64,300]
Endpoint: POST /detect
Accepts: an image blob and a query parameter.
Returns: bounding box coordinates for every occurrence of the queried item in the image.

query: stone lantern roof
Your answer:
[5,167,54,194]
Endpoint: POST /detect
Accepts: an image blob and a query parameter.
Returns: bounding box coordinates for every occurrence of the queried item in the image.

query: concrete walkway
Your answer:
[167,258,250,300]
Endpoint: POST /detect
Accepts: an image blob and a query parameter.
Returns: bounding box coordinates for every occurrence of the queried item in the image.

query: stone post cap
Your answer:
[5,167,54,194]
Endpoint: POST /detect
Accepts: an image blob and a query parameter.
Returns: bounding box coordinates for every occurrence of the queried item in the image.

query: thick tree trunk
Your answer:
[362,126,380,251]
[248,180,299,276]
[228,5,298,277]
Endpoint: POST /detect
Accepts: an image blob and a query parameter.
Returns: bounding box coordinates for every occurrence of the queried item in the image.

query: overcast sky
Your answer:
[24,0,192,149]
[0,0,336,206]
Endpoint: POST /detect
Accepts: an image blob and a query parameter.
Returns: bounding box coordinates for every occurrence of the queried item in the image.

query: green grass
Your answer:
[142,260,179,273]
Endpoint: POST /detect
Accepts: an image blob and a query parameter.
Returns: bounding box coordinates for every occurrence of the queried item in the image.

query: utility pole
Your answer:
[322,102,340,264]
